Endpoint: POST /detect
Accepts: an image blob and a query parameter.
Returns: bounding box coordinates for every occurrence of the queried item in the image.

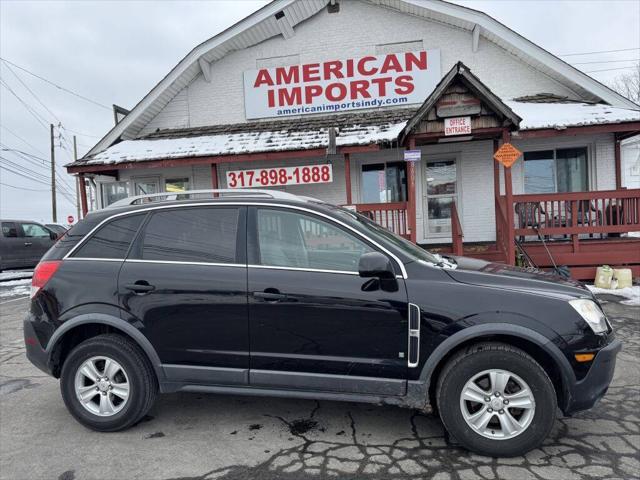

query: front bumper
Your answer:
[563,338,622,415]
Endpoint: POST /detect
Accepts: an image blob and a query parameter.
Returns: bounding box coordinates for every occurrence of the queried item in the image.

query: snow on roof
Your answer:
[81,120,407,166]
[506,101,640,131]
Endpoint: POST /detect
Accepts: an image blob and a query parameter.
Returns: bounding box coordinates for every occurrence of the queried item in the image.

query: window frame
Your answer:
[101,181,131,207]
[248,206,393,275]
[69,213,147,261]
[127,205,246,266]
[523,146,590,194]
[360,161,408,204]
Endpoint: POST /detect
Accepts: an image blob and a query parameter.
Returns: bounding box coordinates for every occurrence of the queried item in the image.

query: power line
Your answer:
[0,78,49,129]
[3,62,61,123]
[584,66,640,73]
[572,58,640,65]
[0,165,76,206]
[60,126,101,138]
[0,57,111,111]
[0,182,50,192]
[560,47,640,57]
[0,125,48,157]
[1,145,76,195]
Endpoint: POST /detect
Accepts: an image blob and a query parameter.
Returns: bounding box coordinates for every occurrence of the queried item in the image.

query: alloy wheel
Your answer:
[74,356,130,417]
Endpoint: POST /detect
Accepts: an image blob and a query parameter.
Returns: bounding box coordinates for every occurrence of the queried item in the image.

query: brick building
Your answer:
[67,0,640,278]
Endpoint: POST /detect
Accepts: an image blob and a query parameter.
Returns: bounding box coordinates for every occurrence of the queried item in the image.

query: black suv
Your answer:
[24,190,620,457]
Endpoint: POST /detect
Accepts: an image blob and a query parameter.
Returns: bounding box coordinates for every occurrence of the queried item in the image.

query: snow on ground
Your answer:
[0,279,31,298]
[0,271,33,281]
[587,284,640,306]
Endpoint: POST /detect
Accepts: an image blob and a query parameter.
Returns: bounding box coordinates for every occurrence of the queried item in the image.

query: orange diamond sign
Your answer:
[493,143,522,168]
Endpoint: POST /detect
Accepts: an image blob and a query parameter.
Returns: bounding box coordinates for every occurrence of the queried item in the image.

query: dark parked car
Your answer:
[45,224,69,238]
[1,220,58,271]
[24,190,620,457]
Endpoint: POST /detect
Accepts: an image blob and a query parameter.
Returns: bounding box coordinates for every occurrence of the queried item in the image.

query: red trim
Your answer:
[515,122,640,139]
[79,174,88,217]
[411,127,505,143]
[344,153,352,205]
[501,129,516,265]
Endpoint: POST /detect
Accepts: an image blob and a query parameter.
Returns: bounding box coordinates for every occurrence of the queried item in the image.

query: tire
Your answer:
[60,333,158,432]
[436,342,557,457]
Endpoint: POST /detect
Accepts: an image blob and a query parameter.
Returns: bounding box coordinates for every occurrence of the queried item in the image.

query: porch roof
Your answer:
[68,100,639,170]
[68,108,416,168]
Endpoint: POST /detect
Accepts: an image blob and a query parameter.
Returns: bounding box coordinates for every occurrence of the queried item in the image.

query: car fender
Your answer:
[406,322,576,410]
[46,313,165,381]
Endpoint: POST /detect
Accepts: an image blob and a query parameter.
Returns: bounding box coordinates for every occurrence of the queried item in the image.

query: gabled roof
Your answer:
[399,61,521,143]
[84,0,639,160]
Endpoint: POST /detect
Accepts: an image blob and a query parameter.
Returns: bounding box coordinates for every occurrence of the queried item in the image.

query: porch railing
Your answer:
[512,189,640,238]
[355,202,410,239]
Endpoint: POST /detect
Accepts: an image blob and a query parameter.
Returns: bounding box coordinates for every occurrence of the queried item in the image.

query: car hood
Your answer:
[443,256,591,300]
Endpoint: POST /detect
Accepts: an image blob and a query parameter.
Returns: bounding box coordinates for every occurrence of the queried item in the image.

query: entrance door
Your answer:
[423,159,459,238]
[247,206,409,396]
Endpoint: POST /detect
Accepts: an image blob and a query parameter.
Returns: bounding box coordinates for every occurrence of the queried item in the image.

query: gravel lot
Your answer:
[1,286,638,480]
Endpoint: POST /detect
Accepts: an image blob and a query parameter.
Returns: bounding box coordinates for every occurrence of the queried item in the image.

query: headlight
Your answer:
[569,299,609,334]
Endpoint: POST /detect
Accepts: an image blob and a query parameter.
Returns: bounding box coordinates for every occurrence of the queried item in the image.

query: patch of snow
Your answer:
[586,284,640,306]
[84,121,407,166]
[0,278,31,298]
[0,270,33,281]
[506,101,640,130]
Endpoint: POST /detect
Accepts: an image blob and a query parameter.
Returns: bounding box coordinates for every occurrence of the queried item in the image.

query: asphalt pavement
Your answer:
[1,287,638,480]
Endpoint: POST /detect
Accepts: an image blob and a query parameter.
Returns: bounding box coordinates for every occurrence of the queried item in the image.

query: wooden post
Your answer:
[502,129,516,265]
[73,135,81,220]
[407,137,417,243]
[614,135,622,190]
[211,163,219,197]
[78,174,88,217]
[493,138,502,255]
[344,153,352,205]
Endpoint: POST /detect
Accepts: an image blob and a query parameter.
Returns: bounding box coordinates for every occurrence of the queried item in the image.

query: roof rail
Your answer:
[107,188,306,208]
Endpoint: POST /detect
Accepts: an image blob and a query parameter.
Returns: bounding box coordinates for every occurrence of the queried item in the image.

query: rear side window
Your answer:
[2,222,18,238]
[72,214,144,259]
[138,207,239,264]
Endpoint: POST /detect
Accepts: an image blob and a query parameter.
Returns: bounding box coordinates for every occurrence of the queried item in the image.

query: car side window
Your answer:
[1,222,18,238]
[256,208,374,272]
[72,214,144,259]
[21,223,50,238]
[138,207,239,264]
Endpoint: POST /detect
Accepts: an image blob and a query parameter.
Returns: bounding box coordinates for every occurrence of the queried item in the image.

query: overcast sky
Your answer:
[1,0,639,223]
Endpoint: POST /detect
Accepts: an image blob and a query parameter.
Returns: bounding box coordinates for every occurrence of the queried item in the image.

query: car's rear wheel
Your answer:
[60,333,157,431]
[436,342,557,457]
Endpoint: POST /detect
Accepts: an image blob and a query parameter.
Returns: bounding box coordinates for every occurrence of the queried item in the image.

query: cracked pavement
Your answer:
[1,292,639,480]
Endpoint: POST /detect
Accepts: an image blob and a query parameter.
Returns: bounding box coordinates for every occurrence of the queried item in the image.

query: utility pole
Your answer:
[73,135,81,220]
[50,124,57,222]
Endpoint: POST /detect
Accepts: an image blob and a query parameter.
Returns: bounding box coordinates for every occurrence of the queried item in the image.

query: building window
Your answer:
[361,162,407,203]
[165,178,190,192]
[101,182,130,206]
[524,147,588,193]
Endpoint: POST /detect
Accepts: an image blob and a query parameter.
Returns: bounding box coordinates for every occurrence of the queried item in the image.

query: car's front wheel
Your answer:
[436,342,557,457]
[60,333,157,431]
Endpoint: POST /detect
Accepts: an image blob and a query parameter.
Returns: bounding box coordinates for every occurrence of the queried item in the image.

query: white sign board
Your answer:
[404,150,421,162]
[244,50,441,119]
[226,164,333,189]
[444,116,472,136]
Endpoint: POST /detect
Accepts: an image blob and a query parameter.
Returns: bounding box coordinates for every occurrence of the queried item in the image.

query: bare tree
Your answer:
[608,62,640,105]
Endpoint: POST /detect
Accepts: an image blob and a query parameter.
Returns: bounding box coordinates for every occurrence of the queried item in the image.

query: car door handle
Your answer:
[24,242,32,246]
[253,291,286,302]
[124,283,155,293]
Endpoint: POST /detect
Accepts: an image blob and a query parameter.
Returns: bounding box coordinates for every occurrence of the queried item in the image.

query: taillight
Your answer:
[31,260,61,298]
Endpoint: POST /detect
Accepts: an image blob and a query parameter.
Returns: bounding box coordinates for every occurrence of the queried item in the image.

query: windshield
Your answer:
[332,207,442,265]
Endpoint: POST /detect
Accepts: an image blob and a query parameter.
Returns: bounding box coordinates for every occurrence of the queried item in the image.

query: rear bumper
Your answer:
[23,318,53,376]
[563,338,622,415]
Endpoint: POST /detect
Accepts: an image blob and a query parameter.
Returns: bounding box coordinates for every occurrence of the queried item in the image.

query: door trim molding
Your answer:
[162,364,248,385]
[249,369,406,396]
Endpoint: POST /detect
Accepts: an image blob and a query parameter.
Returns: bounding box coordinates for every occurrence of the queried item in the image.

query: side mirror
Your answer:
[358,252,395,279]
